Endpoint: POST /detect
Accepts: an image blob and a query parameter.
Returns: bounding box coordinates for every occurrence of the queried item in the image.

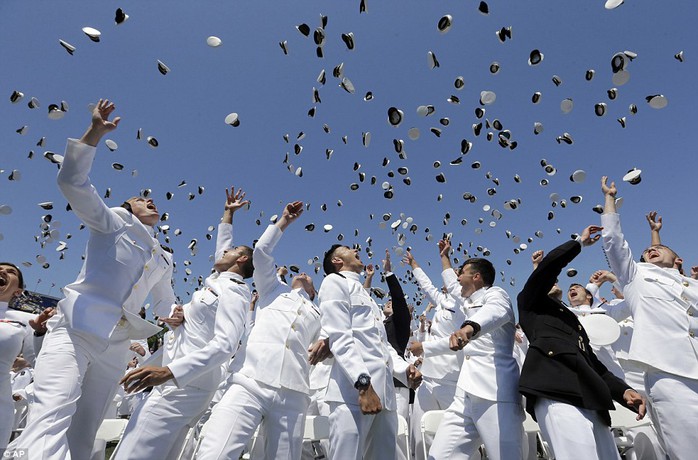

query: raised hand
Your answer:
[224,186,250,213]
[601,176,617,197]
[646,211,662,232]
[580,225,603,247]
[382,249,391,273]
[531,250,544,268]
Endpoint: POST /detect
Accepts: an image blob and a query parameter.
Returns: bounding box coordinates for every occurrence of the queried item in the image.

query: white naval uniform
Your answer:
[3,309,38,366]
[1,302,25,450]
[602,212,698,460]
[8,139,175,460]
[411,267,464,460]
[319,271,410,460]
[197,224,321,460]
[113,222,242,460]
[429,280,525,460]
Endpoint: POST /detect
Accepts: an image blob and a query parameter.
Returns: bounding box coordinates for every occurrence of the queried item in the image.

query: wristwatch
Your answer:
[459,320,482,338]
[354,373,371,390]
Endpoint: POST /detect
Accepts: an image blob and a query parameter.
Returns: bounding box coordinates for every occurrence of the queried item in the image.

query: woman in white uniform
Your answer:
[1,262,27,449]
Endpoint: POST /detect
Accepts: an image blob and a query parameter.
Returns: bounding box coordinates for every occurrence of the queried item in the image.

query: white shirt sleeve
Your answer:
[252,225,287,303]
[215,222,233,262]
[601,213,638,288]
[57,139,124,234]
[413,267,453,309]
[467,287,514,337]
[319,275,370,383]
[167,281,249,388]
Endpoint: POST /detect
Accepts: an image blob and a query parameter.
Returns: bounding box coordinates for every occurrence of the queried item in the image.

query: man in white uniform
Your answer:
[319,243,421,460]
[428,245,525,460]
[112,186,251,460]
[403,250,464,460]
[196,201,323,459]
[9,100,177,460]
[601,176,698,460]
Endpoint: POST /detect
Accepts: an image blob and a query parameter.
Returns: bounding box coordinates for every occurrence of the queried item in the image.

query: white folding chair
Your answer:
[610,402,654,456]
[420,410,445,460]
[91,418,128,460]
[303,415,330,441]
[397,414,411,460]
[522,412,553,459]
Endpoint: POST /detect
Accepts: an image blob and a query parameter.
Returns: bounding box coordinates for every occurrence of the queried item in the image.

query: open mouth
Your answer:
[0,275,7,287]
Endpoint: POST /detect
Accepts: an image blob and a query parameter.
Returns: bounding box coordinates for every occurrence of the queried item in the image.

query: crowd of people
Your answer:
[2,100,696,460]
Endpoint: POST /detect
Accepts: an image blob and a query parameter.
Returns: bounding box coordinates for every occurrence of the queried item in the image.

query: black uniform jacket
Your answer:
[517,239,630,425]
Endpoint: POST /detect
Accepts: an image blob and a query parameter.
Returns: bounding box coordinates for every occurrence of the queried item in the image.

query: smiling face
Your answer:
[0,263,23,303]
[458,264,482,298]
[641,244,678,269]
[567,284,592,307]
[127,197,159,226]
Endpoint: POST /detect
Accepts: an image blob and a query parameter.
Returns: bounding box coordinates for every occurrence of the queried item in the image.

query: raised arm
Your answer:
[253,201,303,301]
[216,187,249,261]
[646,211,662,246]
[404,251,454,308]
[363,264,374,289]
[384,250,410,352]
[57,99,124,234]
[519,226,601,311]
[600,176,637,287]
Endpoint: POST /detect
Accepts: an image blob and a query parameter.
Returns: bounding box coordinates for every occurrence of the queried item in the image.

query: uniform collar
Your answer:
[217,271,246,284]
[292,287,313,302]
[340,271,362,284]
[465,286,487,305]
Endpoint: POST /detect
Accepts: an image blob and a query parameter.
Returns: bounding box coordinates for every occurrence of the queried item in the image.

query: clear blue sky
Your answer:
[1,0,696,313]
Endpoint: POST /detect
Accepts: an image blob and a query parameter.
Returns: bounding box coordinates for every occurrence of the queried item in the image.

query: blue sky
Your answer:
[1,0,696,313]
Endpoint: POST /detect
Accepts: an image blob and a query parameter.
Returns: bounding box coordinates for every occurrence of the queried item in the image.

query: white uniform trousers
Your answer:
[197,373,310,460]
[644,369,698,460]
[111,383,214,460]
[8,324,129,460]
[412,377,458,460]
[534,397,620,460]
[429,388,525,460]
[327,401,398,460]
[301,388,331,460]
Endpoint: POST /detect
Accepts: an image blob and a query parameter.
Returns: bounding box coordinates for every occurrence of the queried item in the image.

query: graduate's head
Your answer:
[640,244,681,270]
[214,245,254,278]
[291,272,316,300]
[323,244,363,275]
[458,258,495,297]
[567,283,593,307]
[0,262,24,303]
[124,197,159,226]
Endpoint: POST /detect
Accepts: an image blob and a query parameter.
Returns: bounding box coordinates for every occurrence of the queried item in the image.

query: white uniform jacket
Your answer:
[319,271,409,410]
[3,309,37,365]
[167,268,250,389]
[602,212,698,378]
[162,223,236,391]
[230,225,321,394]
[55,139,174,340]
[425,277,520,403]
[412,267,464,382]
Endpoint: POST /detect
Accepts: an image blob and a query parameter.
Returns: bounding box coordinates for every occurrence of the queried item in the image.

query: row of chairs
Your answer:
[92,402,654,459]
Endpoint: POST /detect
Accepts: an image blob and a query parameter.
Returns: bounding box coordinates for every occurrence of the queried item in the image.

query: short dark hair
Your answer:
[460,258,495,286]
[0,262,24,289]
[323,244,344,275]
[569,283,593,300]
[238,246,254,279]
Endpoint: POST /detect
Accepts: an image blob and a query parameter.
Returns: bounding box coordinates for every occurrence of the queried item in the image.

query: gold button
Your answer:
[134,284,138,289]
[152,249,157,254]
[689,311,694,317]
[285,342,290,349]
[684,281,690,287]
[690,331,695,338]
[578,325,583,330]
[297,309,302,315]
[559,308,564,312]
[291,324,296,330]
[548,351,554,356]
[466,355,471,360]
[145,264,149,270]
[682,296,688,301]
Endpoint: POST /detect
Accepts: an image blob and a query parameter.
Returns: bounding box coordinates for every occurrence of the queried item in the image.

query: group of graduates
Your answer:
[1,100,696,460]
